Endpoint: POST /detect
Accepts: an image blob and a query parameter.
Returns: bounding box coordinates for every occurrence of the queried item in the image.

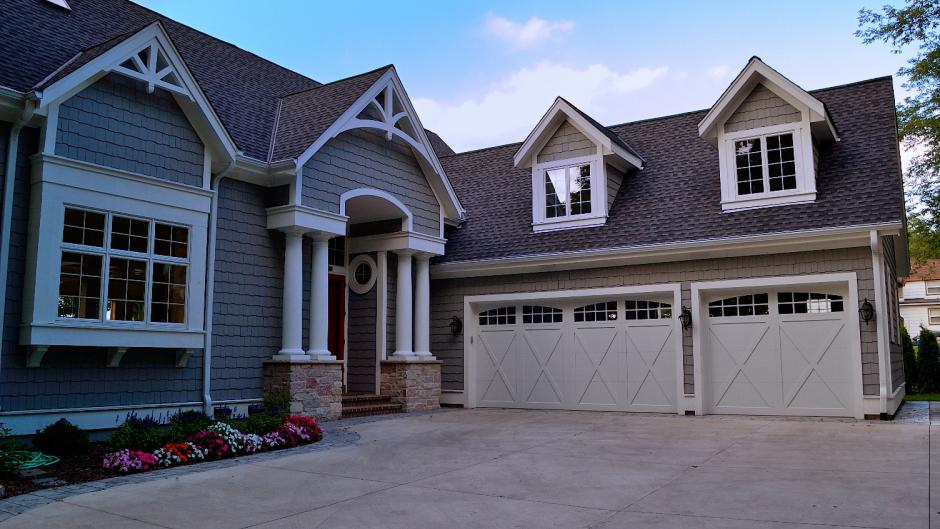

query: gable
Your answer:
[724,84,801,133]
[55,73,204,187]
[537,120,596,163]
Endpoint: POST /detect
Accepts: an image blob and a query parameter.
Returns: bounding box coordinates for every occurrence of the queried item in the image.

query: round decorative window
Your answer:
[348,254,377,294]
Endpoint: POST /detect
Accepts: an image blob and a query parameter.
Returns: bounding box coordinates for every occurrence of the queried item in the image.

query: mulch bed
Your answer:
[1,442,113,498]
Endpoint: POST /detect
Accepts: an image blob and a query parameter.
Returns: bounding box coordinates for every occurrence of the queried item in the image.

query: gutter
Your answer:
[0,96,37,373]
[202,156,236,416]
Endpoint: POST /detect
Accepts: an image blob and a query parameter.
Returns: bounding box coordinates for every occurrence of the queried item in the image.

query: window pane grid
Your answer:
[522,305,562,324]
[479,306,516,326]
[110,215,150,253]
[624,300,672,320]
[574,301,618,322]
[63,207,105,247]
[58,252,102,319]
[777,292,844,314]
[545,168,567,218]
[708,294,769,317]
[927,281,940,296]
[107,257,147,321]
[766,134,796,192]
[151,263,186,323]
[545,164,591,219]
[734,138,764,195]
[568,165,591,216]
[929,308,940,324]
[154,223,188,258]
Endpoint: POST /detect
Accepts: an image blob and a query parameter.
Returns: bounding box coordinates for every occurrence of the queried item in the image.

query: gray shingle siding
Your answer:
[55,73,204,187]
[302,129,440,237]
[882,236,905,391]
[210,179,283,402]
[346,253,377,393]
[431,247,879,395]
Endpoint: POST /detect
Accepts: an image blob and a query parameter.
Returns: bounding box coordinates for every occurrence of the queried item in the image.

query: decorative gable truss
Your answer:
[698,57,839,211]
[32,21,237,173]
[295,68,464,223]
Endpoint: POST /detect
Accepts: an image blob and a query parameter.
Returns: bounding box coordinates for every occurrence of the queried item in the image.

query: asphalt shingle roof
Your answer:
[438,77,904,263]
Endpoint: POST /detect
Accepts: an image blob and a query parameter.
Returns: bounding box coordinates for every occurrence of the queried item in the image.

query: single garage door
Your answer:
[473,296,678,412]
[703,287,857,417]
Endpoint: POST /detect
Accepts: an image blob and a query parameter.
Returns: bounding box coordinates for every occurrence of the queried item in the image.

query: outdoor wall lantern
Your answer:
[449,316,463,336]
[678,306,693,330]
[858,298,875,326]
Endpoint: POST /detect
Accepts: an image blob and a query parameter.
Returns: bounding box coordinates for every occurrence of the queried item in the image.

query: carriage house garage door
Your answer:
[469,287,682,413]
[700,281,862,418]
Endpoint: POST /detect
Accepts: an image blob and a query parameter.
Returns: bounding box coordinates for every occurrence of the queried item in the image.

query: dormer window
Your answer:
[545,162,592,218]
[733,132,798,195]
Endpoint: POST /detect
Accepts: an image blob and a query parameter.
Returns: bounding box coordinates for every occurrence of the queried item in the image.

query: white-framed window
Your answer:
[57,206,190,325]
[708,294,769,317]
[929,307,940,325]
[777,292,844,314]
[479,306,516,326]
[927,281,940,297]
[522,305,562,324]
[531,156,605,232]
[348,254,376,295]
[718,122,816,211]
[574,301,618,322]
[624,300,672,320]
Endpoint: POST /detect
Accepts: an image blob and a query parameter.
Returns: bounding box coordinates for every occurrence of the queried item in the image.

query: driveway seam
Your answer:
[617,508,899,529]
[58,500,177,529]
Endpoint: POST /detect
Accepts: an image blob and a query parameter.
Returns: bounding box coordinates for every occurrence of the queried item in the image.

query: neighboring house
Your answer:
[900,259,940,335]
[0,0,907,432]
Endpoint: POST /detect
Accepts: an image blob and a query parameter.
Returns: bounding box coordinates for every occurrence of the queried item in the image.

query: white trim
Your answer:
[870,230,890,414]
[348,254,378,294]
[339,188,414,232]
[292,68,464,221]
[698,57,838,143]
[266,204,348,237]
[513,97,643,170]
[432,222,902,279]
[462,283,682,411]
[348,230,446,256]
[531,155,608,231]
[690,272,864,419]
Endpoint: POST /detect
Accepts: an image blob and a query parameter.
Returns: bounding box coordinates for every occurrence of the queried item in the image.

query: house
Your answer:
[0,0,907,433]
[900,259,940,335]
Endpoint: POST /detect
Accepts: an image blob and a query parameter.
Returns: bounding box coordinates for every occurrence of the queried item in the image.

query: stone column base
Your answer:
[380,360,441,412]
[263,359,343,421]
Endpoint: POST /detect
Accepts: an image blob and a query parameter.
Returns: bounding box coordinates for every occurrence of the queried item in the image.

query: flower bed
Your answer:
[101,415,323,473]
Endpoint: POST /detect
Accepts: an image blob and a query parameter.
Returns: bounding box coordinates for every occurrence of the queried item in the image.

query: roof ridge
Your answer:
[441,141,522,158]
[279,64,393,99]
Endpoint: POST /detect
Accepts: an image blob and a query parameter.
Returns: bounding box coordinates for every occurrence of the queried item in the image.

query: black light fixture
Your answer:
[858,298,875,326]
[678,306,693,330]
[449,315,463,336]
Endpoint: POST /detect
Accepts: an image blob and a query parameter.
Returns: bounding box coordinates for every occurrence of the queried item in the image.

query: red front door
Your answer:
[327,274,346,360]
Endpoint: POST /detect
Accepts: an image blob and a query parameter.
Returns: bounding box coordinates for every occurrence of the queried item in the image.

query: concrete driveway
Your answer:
[0,407,931,529]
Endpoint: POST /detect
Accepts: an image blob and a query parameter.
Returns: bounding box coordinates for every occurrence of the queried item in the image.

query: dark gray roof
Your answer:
[438,77,904,264]
[556,97,644,164]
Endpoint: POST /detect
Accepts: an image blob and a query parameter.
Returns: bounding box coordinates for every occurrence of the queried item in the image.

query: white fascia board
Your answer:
[431,222,902,279]
[514,98,642,170]
[266,204,348,236]
[698,58,838,142]
[34,22,238,162]
[291,68,464,221]
[348,231,446,256]
[21,324,204,349]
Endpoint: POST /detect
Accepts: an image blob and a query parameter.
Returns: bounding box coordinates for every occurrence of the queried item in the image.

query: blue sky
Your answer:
[137,0,912,153]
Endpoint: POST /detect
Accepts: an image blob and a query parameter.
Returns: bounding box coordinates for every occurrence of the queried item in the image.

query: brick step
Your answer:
[341,402,403,418]
[341,393,392,404]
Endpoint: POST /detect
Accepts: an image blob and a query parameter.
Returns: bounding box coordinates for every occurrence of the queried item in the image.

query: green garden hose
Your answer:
[6,451,59,469]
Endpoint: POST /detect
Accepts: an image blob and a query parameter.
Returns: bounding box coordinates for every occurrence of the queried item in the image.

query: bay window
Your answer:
[57,206,189,325]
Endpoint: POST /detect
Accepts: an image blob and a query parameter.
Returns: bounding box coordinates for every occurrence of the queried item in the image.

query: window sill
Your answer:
[21,322,205,349]
[721,191,816,212]
[532,214,607,233]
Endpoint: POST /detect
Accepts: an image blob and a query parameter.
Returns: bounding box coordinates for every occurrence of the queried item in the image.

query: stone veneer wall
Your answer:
[380,361,441,412]
[262,361,343,420]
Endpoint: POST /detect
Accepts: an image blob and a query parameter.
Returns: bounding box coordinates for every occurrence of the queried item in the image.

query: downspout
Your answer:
[0,96,36,373]
[202,157,236,416]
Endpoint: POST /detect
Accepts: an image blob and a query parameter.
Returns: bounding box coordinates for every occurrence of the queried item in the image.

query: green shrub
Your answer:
[164,411,211,443]
[33,418,89,457]
[919,328,940,393]
[0,424,22,477]
[262,391,290,418]
[107,415,165,452]
[226,412,282,435]
[902,326,920,393]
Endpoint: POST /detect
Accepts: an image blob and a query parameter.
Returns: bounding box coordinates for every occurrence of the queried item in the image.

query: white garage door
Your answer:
[704,288,857,417]
[473,297,678,412]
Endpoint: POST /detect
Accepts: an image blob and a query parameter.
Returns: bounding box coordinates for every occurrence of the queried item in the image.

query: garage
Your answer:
[701,285,861,417]
[470,289,681,412]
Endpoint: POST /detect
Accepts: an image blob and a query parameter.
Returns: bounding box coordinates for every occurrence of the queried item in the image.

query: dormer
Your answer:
[698,57,839,211]
[514,98,643,232]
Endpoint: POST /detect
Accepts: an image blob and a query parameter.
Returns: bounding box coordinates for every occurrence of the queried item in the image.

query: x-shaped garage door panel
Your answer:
[625,324,675,408]
[519,328,565,405]
[478,330,517,405]
[780,319,850,412]
[708,322,779,410]
[572,327,620,407]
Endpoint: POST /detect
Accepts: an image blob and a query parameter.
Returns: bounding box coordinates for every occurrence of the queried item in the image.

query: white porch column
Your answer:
[308,235,335,360]
[393,250,414,357]
[275,230,307,360]
[413,254,433,358]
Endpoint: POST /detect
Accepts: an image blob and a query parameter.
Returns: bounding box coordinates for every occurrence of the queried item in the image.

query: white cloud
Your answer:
[483,14,574,49]
[707,65,731,80]
[414,61,669,152]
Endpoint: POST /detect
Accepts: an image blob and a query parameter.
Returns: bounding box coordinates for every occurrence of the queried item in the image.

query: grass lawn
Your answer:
[904,393,940,401]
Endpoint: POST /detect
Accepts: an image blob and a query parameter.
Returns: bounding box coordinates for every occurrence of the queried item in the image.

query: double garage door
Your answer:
[472,295,679,412]
[470,283,859,417]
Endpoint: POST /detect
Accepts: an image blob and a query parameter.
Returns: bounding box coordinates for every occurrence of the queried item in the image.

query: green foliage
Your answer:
[908,212,940,263]
[225,412,282,436]
[0,424,22,478]
[918,327,940,392]
[107,416,165,452]
[33,418,89,457]
[164,411,212,444]
[902,326,920,392]
[262,391,291,418]
[858,1,940,257]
